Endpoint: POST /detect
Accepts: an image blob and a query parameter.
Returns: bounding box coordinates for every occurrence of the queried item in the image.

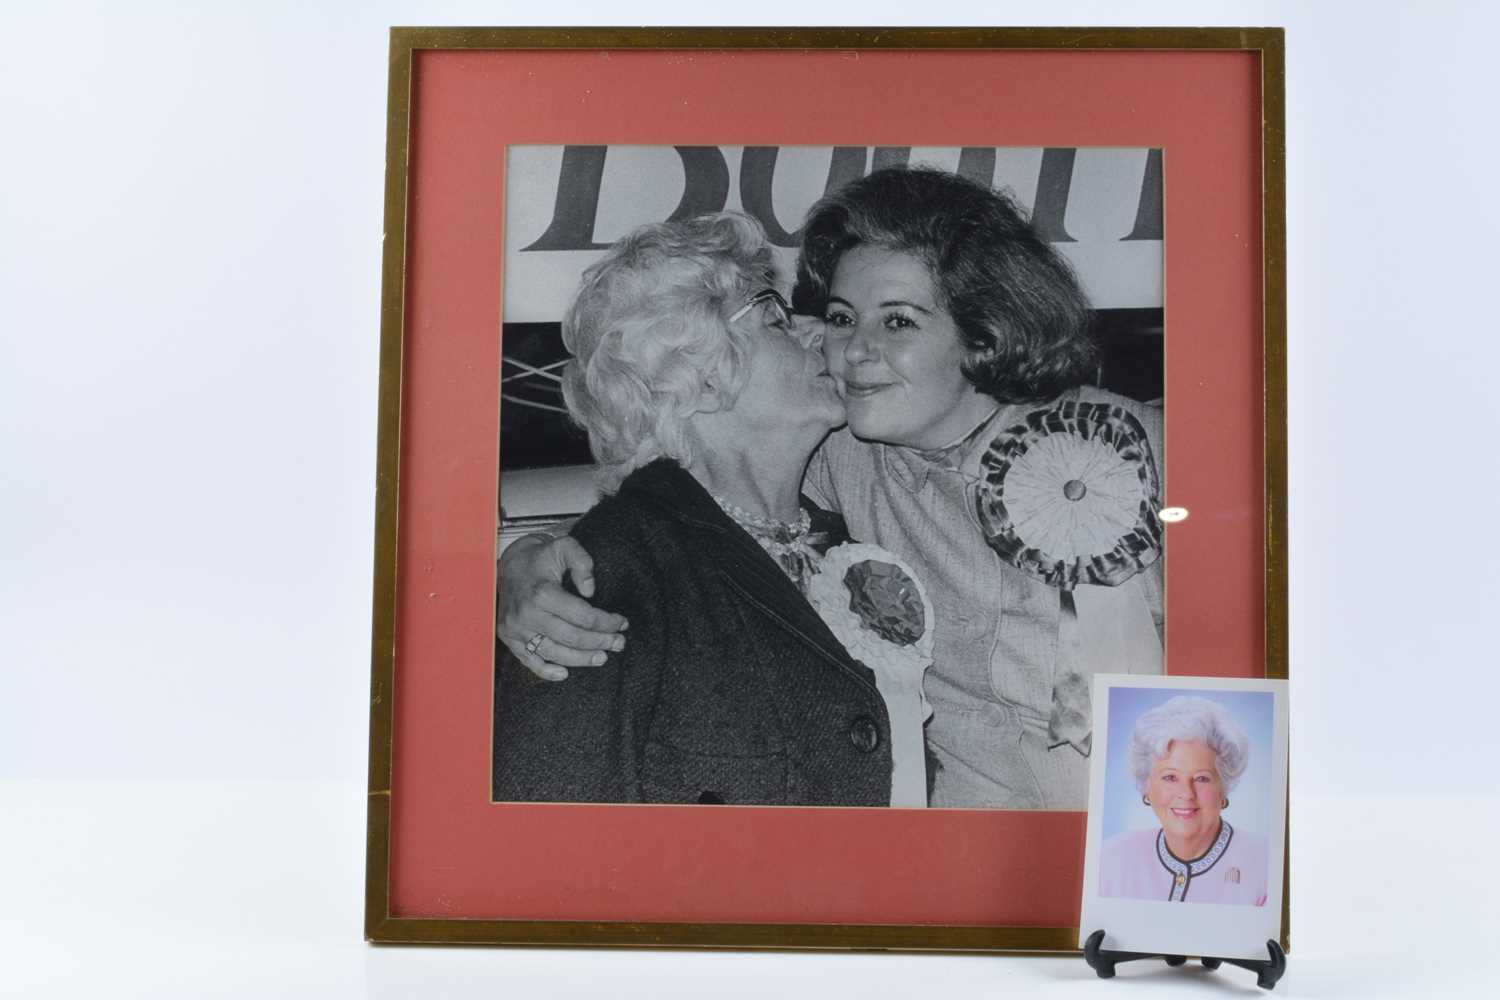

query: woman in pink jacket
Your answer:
[1099,695,1268,906]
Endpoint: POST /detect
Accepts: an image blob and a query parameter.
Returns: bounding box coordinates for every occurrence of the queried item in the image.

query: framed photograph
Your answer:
[1078,675,1290,960]
[367,27,1287,951]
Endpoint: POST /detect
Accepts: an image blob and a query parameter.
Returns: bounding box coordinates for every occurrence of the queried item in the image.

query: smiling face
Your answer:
[1145,739,1226,857]
[726,290,845,437]
[821,247,997,450]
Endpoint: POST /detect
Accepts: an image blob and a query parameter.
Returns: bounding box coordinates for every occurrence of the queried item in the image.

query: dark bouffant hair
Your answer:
[793,167,1096,403]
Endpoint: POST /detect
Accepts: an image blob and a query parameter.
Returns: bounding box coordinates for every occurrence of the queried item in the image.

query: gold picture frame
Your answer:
[367,26,1286,951]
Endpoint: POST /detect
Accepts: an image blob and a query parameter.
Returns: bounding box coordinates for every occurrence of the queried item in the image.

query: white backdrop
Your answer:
[3,2,1498,997]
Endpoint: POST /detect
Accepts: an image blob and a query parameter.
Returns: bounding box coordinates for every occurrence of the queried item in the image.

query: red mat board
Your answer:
[386,45,1266,928]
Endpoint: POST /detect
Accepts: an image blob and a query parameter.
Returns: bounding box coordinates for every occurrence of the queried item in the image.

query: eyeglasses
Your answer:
[727,288,794,332]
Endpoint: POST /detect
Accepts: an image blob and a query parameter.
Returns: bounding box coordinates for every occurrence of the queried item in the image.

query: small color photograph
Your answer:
[1079,675,1287,962]
[1098,686,1275,905]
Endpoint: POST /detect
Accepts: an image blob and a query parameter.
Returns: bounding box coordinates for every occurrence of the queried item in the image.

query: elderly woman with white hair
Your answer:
[1099,695,1268,906]
[493,211,933,807]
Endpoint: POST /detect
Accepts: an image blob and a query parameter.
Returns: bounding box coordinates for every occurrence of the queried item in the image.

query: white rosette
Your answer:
[807,542,936,808]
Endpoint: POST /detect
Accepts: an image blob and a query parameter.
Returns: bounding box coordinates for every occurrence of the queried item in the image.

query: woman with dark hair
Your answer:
[501,167,1164,809]
[794,166,1096,408]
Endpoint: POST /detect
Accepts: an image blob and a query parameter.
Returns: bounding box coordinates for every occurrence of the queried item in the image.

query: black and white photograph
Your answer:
[1079,675,1289,961]
[493,145,1167,810]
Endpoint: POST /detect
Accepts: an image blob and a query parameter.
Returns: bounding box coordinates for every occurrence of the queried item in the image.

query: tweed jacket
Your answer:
[493,459,893,806]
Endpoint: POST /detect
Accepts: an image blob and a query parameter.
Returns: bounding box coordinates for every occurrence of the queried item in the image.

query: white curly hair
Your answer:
[559,211,778,492]
[1128,695,1250,795]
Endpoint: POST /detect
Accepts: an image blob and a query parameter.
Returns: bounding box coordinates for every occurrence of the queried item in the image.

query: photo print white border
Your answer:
[1078,674,1288,961]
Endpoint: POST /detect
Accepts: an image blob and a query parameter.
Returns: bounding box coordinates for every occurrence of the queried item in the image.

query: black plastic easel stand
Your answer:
[1083,929,1287,991]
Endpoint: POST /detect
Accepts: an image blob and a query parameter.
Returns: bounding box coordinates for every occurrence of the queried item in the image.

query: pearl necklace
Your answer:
[711,494,818,592]
[711,495,811,541]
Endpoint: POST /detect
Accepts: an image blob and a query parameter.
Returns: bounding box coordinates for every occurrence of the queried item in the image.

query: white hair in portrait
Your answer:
[559,211,778,491]
[1128,695,1251,794]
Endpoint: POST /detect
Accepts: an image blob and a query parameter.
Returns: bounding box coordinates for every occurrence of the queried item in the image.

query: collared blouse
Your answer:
[803,385,1164,809]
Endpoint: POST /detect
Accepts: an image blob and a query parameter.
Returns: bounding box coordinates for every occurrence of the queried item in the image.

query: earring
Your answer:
[1221,797,1229,809]
[1142,795,1151,806]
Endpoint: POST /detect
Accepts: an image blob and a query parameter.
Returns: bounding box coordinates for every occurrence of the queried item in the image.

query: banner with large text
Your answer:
[502,145,1163,322]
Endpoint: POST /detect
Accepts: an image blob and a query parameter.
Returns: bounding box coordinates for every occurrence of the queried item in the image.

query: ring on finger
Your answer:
[524,632,545,655]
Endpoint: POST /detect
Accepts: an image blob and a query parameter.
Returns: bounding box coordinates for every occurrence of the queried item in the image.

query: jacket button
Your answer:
[849,715,880,753]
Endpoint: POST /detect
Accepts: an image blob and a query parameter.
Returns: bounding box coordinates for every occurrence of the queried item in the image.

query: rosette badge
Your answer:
[808,543,935,674]
[976,400,1163,590]
[844,560,925,647]
[808,542,935,808]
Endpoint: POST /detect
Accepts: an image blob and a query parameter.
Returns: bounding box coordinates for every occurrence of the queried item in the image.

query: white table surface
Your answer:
[4,782,1495,998]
